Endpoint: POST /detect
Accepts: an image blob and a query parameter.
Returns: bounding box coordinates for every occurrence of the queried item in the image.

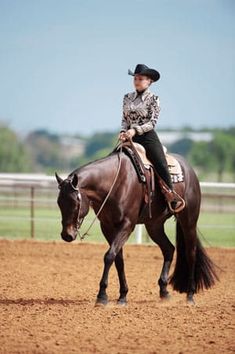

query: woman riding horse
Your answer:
[119,64,183,212]
[55,65,218,306]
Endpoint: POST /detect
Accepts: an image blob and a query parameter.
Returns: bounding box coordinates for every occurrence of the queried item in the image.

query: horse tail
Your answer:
[169,222,219,293]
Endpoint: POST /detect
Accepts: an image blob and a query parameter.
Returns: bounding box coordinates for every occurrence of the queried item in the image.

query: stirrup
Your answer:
[157,178,185,214]
[167,192,185,213]
[167,199,185,214]
[162,189,185,214]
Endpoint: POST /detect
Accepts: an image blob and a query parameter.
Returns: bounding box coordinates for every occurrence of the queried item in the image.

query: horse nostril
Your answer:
[61,233,74,242]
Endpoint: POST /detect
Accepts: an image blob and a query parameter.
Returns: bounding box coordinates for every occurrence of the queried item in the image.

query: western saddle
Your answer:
[113,139,185,217]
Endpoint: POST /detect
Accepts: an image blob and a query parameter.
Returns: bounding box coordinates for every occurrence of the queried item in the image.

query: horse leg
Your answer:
[96,219,132,306]
[99,223,129,305]
[96,249,113,305]
[176,215,198,304]
[115,248,129,305]
[185,229,197,304]
[170,220,197,305]
[145,223,175,299]
[170,218,218,305]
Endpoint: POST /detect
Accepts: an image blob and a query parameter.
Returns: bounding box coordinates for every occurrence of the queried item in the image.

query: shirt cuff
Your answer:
[132,125,144,135]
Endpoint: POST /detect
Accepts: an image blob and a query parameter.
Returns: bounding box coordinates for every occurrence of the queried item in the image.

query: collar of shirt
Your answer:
[132,87,150,102]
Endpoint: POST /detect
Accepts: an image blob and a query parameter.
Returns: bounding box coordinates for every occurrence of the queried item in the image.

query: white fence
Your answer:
[0,173,234,242]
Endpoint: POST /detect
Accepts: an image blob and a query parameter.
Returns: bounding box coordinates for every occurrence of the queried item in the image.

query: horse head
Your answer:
[55,172,89,242]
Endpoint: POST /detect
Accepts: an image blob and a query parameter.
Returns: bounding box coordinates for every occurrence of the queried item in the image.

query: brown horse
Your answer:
[55,143,218,305]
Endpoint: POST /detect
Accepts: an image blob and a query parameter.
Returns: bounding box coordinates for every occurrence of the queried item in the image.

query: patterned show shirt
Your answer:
[120,87,160,135]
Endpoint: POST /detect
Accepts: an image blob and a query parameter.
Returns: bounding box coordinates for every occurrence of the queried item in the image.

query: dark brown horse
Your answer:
[55,143,218,305]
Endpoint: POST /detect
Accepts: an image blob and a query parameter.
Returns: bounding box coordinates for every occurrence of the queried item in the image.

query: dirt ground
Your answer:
[0,240,234,354]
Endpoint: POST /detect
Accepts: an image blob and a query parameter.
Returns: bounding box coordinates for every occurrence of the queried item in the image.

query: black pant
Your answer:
[132,129,173,190]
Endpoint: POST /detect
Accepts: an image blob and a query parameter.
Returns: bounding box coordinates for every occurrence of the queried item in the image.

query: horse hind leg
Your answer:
[145,223,175,299]
[179,222,197,304]
[170,220,218,304]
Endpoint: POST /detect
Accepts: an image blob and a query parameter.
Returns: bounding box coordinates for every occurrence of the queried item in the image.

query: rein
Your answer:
[77,140,123,240]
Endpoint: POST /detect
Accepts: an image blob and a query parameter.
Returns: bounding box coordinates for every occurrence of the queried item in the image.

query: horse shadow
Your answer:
[0,298,90,306]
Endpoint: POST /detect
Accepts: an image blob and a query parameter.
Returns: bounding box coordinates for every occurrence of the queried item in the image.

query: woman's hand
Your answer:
[118,132,127,142]
[126,128,136,139]
[119,129,136,142]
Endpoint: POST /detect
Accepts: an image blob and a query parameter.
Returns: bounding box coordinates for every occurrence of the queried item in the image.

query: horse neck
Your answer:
[76,155,118,203]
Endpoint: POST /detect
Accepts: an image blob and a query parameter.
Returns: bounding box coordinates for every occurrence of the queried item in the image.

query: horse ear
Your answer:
[71,174,78,189]
[55,172,63,185]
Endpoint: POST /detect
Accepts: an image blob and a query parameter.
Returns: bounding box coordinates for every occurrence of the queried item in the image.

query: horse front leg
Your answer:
[96,219,132,306]
[115,248,128,305]
[96,249,113,305]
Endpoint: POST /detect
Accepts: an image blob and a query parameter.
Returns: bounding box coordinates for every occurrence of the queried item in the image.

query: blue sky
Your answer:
[0,0,234,135]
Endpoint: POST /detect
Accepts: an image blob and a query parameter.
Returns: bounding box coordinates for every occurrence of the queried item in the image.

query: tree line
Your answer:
[0,123,234,182]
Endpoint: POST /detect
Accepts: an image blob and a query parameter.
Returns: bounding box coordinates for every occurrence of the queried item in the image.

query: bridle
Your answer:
[69,183,85,236]
[58,181,85,236]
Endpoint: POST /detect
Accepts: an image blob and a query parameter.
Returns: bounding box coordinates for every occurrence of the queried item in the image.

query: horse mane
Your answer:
[70,150,119,176]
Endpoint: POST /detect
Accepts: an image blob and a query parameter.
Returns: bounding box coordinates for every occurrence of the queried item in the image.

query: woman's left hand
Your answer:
[126,128,136,139]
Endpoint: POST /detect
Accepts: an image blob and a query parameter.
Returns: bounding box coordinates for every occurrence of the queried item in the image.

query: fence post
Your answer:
[135,224,143,244]
[30,186,35,239]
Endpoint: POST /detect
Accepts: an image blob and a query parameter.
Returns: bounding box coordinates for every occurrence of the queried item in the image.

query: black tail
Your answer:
[169,222,219,293]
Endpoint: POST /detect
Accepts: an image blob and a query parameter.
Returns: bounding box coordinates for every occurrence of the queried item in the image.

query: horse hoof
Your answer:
[117,298,127,306]
[186,296,195,306]
[160,292,171,300]
[95,298,108,307]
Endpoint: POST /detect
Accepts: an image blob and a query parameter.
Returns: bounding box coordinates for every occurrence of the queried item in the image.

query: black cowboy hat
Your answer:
[128,64,160,82]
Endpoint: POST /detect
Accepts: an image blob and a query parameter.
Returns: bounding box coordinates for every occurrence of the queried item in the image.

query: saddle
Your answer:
[113,139,185,218]
[134,143,184,183]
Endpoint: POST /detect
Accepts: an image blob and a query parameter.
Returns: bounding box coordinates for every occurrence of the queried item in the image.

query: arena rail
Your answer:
[0,173,234,242]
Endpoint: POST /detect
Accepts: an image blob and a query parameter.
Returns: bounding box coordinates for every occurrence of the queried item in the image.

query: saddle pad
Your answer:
[165,154,181,174]
[165,154,184,183]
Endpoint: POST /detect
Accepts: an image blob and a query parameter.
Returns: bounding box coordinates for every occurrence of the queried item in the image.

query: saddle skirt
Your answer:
[133,142,184,183]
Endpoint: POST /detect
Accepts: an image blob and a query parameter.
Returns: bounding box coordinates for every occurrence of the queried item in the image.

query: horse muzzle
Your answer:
[61,226,77,242]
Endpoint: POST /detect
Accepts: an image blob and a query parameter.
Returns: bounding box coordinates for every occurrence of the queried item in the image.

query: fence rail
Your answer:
[0,174,234,242]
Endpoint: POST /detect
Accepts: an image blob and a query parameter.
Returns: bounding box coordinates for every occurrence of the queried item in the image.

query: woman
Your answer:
[118,64,182,212]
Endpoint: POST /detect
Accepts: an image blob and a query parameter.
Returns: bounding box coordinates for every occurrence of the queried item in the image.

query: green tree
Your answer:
[210,132,235,181]
[25,130,65,173]
[189,141,215,174]
[0,124,31,172]
[188,130,235,181]
[85,132,117,157]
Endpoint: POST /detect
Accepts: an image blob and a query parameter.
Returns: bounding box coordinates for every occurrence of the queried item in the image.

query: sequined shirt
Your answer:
[120,88,160,135]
